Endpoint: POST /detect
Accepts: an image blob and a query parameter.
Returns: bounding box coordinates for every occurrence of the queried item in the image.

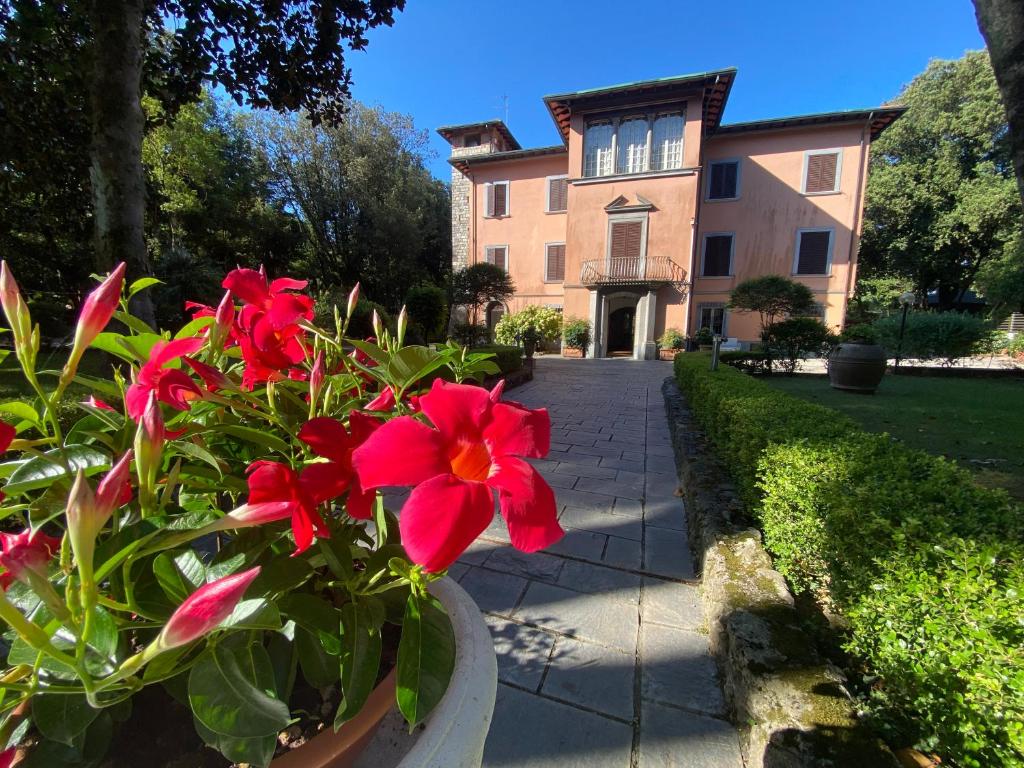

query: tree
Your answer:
[1,0,405,325]
[450,264,516,325]
[728,276,817,334]
[974,0,1024,209]
[859,52,1022,309]
[250,104,451,309]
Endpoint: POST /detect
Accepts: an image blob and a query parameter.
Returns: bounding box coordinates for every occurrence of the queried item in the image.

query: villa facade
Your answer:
[439,69,904,359]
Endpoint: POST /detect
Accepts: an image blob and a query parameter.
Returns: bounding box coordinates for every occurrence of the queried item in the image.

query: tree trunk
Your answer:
[975,0,1024,210]
[87,0,155,327]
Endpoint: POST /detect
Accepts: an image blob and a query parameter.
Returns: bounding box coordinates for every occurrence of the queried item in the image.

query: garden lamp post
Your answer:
[895,291,915,371]
[711,334,723,371]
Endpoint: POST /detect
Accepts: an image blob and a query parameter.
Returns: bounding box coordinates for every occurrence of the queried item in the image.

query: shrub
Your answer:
[674,352,1024,766]
[657,327,686,350]
[729,275,817,332]
[473,344,523,375]
[719,350,769,375]
[562,318,591,352]
[449,322,490,347]
[404,284,448,342]
[872,311,991,364]
[839,323,879,344]
[694,326,714,345]
[494,305,562,347]
[1008,334,1024,360]
[762,317,835,374]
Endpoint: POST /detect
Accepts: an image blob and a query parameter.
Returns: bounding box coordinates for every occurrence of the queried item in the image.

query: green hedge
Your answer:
[473,344,522,375]
[674,352,1024,767]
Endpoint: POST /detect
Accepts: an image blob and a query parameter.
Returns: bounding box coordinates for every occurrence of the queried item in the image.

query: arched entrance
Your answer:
[486,301,505,331]
[607,306,636,356]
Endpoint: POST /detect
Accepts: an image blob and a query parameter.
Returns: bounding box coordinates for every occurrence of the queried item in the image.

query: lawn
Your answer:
[763,373,1024,500]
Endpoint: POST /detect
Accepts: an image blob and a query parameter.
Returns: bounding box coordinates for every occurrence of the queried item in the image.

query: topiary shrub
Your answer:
[762,317,835,374]
[404,284,448,342]
[493,305,562,347]
[472,344,522,375]
[562,318,591,353]
[872,311,991,364]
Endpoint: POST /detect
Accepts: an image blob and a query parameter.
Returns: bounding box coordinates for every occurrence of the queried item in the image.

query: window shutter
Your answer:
[546,244,565,281]
[805,153,838,193]
[796,231,831,274]
[488,246,507,271]
[709,162,738,199]
[548,177,568,212]
[610,220,642,260]
[492,182,508,216]
[485,183,494,217]
[703,235,732,276]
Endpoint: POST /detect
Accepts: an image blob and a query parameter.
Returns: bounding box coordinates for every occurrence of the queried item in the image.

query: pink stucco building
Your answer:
[439,69,904,359]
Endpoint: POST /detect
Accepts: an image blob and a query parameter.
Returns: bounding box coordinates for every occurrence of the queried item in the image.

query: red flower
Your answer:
[365,386,396,412]
[223,461,332,555]
[157,567,261,649]
[0,528,61,590]
[186,291,236,349]
[352,378,563,572]
[125,338,205,421]
[223,268,314,389]
[73,262,125,351]
[183,357,230,392]
[298,412,381,520]
[83,395,115,411]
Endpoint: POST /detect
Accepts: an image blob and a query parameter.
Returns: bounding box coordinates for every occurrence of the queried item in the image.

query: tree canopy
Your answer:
[728,275,817,333]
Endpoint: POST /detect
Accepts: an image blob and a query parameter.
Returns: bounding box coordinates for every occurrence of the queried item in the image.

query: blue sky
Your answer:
[345,0,985,179]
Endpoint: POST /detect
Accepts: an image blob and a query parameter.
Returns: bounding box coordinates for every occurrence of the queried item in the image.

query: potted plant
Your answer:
[656,328,685,361]
[694,326,714,352]
[828,323,887,393]
[0,262,564,767]
[520,325,541,360]
[561,318,591,358]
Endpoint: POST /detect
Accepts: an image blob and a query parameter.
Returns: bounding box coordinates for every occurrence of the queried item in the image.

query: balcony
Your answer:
[580,256,687,286]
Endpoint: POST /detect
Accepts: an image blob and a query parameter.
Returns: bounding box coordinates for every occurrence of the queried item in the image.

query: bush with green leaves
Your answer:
[493,305,562,347]
[1008,334,1024,360]
[728,275,817,333]
[562,318,591,352]
[762,317,835,374]
[404,284,448,342]
[872,311,991,364]
[673,352,1024,766]
[657,327,685,350]
[449,322,490,347]
[472,345,522,375]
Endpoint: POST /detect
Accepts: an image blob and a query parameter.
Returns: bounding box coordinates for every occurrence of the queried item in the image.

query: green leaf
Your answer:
[349,339,389,367]
[128,277,163,298]
[194,718,277,768]
[82,605,120,677]
[205,424,290,455]
[171,442,223,477]
[188,644,290,739]
[335,599,382,728]
[31,693,100,746]
[279,594,340,640]
[296,627,338,688]
[175,316,215,340]
[0,401,40,428]
[388,345,448,390]
[252,557,312,594]
[113,310,159,336]
[154,550,206,603]
[220,598,282,631]
[90,332,138,362]
[5,444,109,497]
[372,494,388,549]
[396,593,455,727]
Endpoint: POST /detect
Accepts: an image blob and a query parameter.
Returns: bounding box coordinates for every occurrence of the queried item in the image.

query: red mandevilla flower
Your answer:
[157,567,261,649]
[0,528,61,591]
[298,412,381,520]
[73,262,126,350]
[352,378,564,572]
[125,338,205,421]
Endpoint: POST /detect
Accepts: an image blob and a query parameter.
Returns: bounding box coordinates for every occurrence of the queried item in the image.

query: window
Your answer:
[485,245,508,271]
[584,122,614,177]
[545,243,566,281]
[486,302,505,330]
[803,150,841,194]
[616,117,648,174]
[547,175,568,212]
[609,219,644,261]
[485,181,509,217]
[698,304,727,336]
[702,234,734,276]
[463,133,481,148]
[706,159,740,200]
[794,229,833,275]
[651,113,684,170]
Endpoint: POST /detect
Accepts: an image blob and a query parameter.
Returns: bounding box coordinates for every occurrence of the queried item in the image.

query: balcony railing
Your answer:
[580,256,687,286]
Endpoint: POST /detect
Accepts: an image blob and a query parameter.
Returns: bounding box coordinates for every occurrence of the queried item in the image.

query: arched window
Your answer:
[651,113,684,170]
[583,122,614,177]
[617,118,648,174]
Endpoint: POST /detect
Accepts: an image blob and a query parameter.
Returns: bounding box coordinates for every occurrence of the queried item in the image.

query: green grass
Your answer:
[763,374,1024,500]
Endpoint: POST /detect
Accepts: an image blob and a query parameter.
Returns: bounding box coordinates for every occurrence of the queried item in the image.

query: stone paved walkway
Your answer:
[450,357,743,768]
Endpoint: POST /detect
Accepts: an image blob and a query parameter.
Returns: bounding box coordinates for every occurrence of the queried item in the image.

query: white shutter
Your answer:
[485,183,494,217]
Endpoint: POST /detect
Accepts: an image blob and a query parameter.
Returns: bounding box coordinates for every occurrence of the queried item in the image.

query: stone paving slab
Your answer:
[474,358,739,768]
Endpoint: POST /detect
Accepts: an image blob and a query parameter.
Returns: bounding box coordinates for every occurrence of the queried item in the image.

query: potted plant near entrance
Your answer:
[828,324,888,393]
[657,328,685,361]
[694,326,714,352]
[0,262,563,767]
[561,318,591,358]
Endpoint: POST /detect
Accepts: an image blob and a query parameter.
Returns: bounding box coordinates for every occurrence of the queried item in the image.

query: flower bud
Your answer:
[397,305,408,345]
[73,263,126,351]
[66,469,99,574]
[0,261,31,354]
[211,291,235,349]
[183,356,230,392]
[346,282,360,319]
[156,567,261,650]
[372,309,382,339]
[96,451,133,517]
[134,392,165,513]
[0,529,61,592]
[309,351,325,406]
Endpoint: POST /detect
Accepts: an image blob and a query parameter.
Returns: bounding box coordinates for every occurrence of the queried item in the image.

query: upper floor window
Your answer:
[702,234,734,276]
[651,113,684,170]
[547,175,568,212]
[617,117,648,175]
[584,122,615,178]
[463,133,481,148]
[485,245,508,271]
[706,159,740,200]
[803,150,841,194]
[545,243,566,282]
[485,181,509,217]
[794,228,833,275]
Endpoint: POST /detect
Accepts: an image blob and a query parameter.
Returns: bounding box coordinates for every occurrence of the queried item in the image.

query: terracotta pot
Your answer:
[828,341,887,393]
[562,347,583,358]
[659,349,679,361]
[698,344,713,352]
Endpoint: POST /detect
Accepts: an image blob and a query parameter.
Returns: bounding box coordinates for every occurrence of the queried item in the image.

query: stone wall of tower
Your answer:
[448,133,507,272]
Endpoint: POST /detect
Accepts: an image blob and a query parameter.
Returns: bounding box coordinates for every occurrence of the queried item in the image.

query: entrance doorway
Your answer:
[607,306,635,356]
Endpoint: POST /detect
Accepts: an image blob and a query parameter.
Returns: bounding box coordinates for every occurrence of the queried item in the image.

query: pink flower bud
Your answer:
[183,357,230,392]
[0,528,61,591]
[346,282,360,319]
[397,305,408,344]
[83,395,115,411]
[134,392,165,506]
[96,451,133,517]
[0,261,31,351]
[74,263,126,350]
[158,567,261,649]
[372,309,382,338]
[310,351,325,404]
[211,291,235,349]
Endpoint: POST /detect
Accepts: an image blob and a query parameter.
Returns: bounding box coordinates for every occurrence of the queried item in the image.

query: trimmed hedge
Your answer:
[674,352,1024,767]
[473,344,522,375]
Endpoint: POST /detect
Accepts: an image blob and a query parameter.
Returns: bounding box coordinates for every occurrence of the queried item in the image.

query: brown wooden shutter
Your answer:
[805,153,838,193]
[492,182,508,216]
[488,246,507,271]
[610,221,643,260]
[703,235,732,276]
[548,177,568,212]
[546,244,565,281]
[796,231,830,274]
